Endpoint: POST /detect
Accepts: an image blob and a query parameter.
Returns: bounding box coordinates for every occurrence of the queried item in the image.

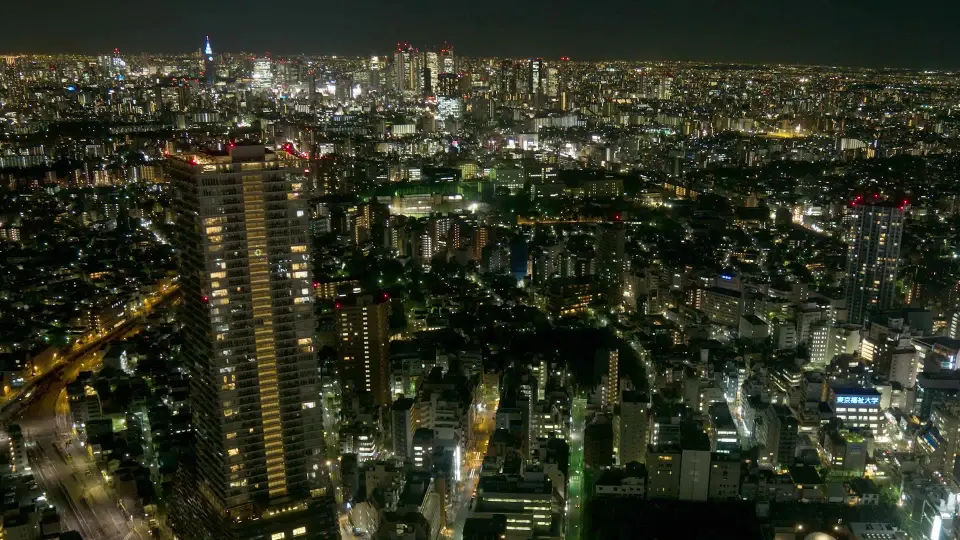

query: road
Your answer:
[21,358,150,540]
[18,278,177,388]
[6,283,177,539]
[0,282,179,424]
[450,394,499,540]
[566,397,586,540]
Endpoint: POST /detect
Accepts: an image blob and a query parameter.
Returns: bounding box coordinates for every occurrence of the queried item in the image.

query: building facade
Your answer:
[170,145,331,539]
[844,203,904,324]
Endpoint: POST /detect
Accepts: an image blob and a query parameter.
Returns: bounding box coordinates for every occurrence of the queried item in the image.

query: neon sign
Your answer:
[837,395,880,406]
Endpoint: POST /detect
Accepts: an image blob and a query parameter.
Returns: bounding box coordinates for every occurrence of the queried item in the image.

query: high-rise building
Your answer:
[169,145,332,539]
[422,51,439,95]
[707,402,740,455]
[755,404,798,467]
[604,350,619,411]
[392,397,415,461]
[439,43,456,75]
[617,391,649,465]
[498,60,518,98]
[335,293,392,405]
[597,223,626,295]
[251,57,272,89]
[393,43,419,93]
[202,36,215,86]
[844,201,904,324]
[528,58,545,96]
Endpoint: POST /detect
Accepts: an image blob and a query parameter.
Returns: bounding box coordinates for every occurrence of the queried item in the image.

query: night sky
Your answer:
[4,0,960,69]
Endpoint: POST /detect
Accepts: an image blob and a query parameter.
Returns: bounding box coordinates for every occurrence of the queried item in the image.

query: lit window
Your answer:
[228,448,239,457]
[271,533,286,540]
[293,527,307,536]
[291,245,307,253]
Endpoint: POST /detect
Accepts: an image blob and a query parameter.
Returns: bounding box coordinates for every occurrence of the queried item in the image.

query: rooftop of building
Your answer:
[830,385,882,397]
[704,286,743,298]
[594,462,648,485]
[912,336,960,350]
[477,473,552,495]
[917,370,960,383]
[335,292,392,308]
[587,499,763,540]
[167,143,302,169]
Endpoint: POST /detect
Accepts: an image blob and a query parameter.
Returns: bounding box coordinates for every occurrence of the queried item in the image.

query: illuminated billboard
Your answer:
[836,395,880,406]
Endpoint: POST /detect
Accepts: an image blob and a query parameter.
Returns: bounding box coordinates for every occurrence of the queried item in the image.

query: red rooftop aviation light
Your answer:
[335,302,342,309]
[201,295,209,303]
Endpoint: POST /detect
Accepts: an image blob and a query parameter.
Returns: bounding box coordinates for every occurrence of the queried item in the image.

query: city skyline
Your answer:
[6,15,960,540]
[3,0,960,69]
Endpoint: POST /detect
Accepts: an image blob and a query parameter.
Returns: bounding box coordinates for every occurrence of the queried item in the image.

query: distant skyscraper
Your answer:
[203,36,215,86]
[422,50,439,95]
[844,201,904,324]
[251,57,272,89]
[528,58,545,96]
[393,43,419,93]
[499,60,518,97]
[169,145,332,539]
[439,43,456,75]
[335,293,392,405]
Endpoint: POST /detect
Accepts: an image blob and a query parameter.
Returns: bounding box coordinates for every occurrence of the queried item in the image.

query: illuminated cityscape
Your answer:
[3,19,960,540]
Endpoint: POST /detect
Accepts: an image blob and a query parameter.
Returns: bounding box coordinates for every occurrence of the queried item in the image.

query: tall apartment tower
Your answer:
[169,145,332,539]
[844,202,904,324]
[598,349,619,411]
[335,293,392,406]
[617,391,649,465]
[597,223,627,295]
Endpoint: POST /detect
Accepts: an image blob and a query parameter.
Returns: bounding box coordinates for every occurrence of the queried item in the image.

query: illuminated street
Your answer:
[566,397,586,540]
[0,281,178,421]
[20,351,150,540]
[1,284,176,539]
[450,392,499,540]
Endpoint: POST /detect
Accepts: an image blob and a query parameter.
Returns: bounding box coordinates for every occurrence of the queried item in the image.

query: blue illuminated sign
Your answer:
[836,395,880,406]
[720,275,734,281]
